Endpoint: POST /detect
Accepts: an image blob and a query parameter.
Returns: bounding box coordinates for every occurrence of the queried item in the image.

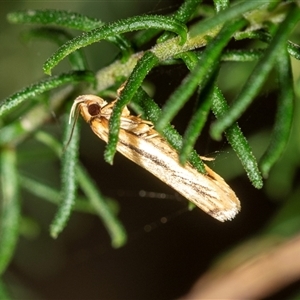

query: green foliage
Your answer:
[210,6,300,140]
[0,149,19,276]
[1,1,300,297]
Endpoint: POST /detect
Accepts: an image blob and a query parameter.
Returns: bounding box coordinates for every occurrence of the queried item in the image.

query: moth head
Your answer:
[64,95,107,150]
[69,95,107,124]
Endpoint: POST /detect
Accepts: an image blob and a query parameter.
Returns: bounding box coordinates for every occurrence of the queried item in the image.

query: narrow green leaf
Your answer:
[234,30,271,43]
[177,50,262,185]
[212,86,263,189]
[0,149,20,275]
[211,5,300,140]
[259,46,294,178]
[19,175,94,214]
[189,1,265,37]
[33,131,126,247]
[8,9,132,60]
[50,116,79,238]
[43,15,187,74]
[7,9,105,31]
[173,0,202,22]
[180,73,216,164]
[221,49,264,62]
[0,71,95,117]
[213,0,229,12]
[76,165,127,248]
[155,18,246,131]
[23,28,87,71]
[287,41,300,60]
[104,51,159,164]
[158,0,202,42]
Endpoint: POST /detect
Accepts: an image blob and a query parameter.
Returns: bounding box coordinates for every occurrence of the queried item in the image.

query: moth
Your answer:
[69,90,241,222]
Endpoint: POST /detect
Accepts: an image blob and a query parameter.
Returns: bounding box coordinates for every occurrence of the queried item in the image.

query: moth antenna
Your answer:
[69,98,81,124]
[63,101,81,152]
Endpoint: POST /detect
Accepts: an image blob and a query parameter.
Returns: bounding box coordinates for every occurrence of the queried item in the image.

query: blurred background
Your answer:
[1,1,300,299]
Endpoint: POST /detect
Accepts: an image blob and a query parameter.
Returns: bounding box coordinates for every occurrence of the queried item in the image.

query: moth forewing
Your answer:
[71,94,241,222]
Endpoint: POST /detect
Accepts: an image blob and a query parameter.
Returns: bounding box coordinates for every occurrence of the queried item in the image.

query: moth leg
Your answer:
[135,115,153,126]
[117,82,126,96]
[101,99,131,119]
[200,156,215,161]
[120,118,151,133]
[143,132,159,139]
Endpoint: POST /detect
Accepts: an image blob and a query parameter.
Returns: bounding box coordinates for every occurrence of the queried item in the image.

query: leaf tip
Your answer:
[50,227,59,239]
[111,235,127,248]
[104,148,114,165]
[210,123,223,141]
